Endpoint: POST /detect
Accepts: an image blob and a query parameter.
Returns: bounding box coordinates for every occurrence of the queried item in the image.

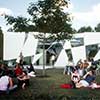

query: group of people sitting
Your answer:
[0,63,17,93]
[0,62,36,93]
[65,58,99,76]
[71,68,100,89]
[64,58,100,89]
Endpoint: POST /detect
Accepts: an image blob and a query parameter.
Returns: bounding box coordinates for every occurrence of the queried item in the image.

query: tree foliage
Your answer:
[77,26,94,33]
[95,23,100,32]
[4,0,74,40]
[5,15,36,33]
[27,0,74,40]
[27,0,74,75]
[4,0,74,76]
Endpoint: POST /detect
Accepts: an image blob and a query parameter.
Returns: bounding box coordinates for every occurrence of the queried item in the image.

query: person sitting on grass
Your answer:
[0,71,17,93]
[27,63,36,77]
[14,63,23,77]
[76,70,96,88]
[17,71,30,89]
[71,69,80,88]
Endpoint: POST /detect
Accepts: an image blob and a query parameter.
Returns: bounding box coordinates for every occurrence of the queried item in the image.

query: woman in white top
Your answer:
[0,72,17,93]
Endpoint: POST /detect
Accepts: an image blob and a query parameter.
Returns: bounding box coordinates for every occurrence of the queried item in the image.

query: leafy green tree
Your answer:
[95,23,100,32]
[4,0,74,76]
[27,0,74,40]
[27,0,74,75]
[77,26,94,33]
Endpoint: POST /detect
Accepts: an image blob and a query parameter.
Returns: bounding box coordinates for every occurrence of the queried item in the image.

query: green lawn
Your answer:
[1,68,100,100]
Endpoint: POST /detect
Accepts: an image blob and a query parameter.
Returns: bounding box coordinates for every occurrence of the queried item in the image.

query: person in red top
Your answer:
[14,63,23,77]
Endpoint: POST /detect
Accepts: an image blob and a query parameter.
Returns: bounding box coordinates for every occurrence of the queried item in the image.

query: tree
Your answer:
[27,0,74,75]
[95,23,100,32]
[77,26,94,33]
[4,0,74,76]
[28,0,74,38]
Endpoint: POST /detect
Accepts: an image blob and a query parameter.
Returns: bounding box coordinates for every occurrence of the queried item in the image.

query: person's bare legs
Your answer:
[93,85,100,89]
[76,82,83,88]
[22,83,25,89]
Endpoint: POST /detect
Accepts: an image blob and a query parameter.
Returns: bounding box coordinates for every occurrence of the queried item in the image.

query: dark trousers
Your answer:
[71,81,76,88]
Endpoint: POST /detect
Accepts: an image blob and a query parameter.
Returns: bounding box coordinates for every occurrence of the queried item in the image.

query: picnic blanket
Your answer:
[60,84,73,89]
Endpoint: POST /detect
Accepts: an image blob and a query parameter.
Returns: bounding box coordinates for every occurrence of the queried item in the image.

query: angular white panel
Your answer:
[32,53,43,64]
[71,46,86,65]
[94,50,100,61]
[21,34,38,57]
[4,32,25,60]
[54,49,68,67]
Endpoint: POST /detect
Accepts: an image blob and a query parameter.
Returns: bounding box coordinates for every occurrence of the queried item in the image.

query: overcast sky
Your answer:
[0,0,100,31]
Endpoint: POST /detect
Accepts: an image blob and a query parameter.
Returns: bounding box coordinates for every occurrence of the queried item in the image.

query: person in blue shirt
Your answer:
[76,70,96,88]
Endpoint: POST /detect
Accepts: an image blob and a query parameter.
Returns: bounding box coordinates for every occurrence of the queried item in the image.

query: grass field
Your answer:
[1,68,100,100]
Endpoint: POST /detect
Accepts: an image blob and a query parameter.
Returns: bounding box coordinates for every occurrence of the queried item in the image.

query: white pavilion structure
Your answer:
[2,32,100,69]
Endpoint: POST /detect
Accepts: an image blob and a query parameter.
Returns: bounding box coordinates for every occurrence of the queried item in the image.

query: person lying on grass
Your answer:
[76,70,96,88]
